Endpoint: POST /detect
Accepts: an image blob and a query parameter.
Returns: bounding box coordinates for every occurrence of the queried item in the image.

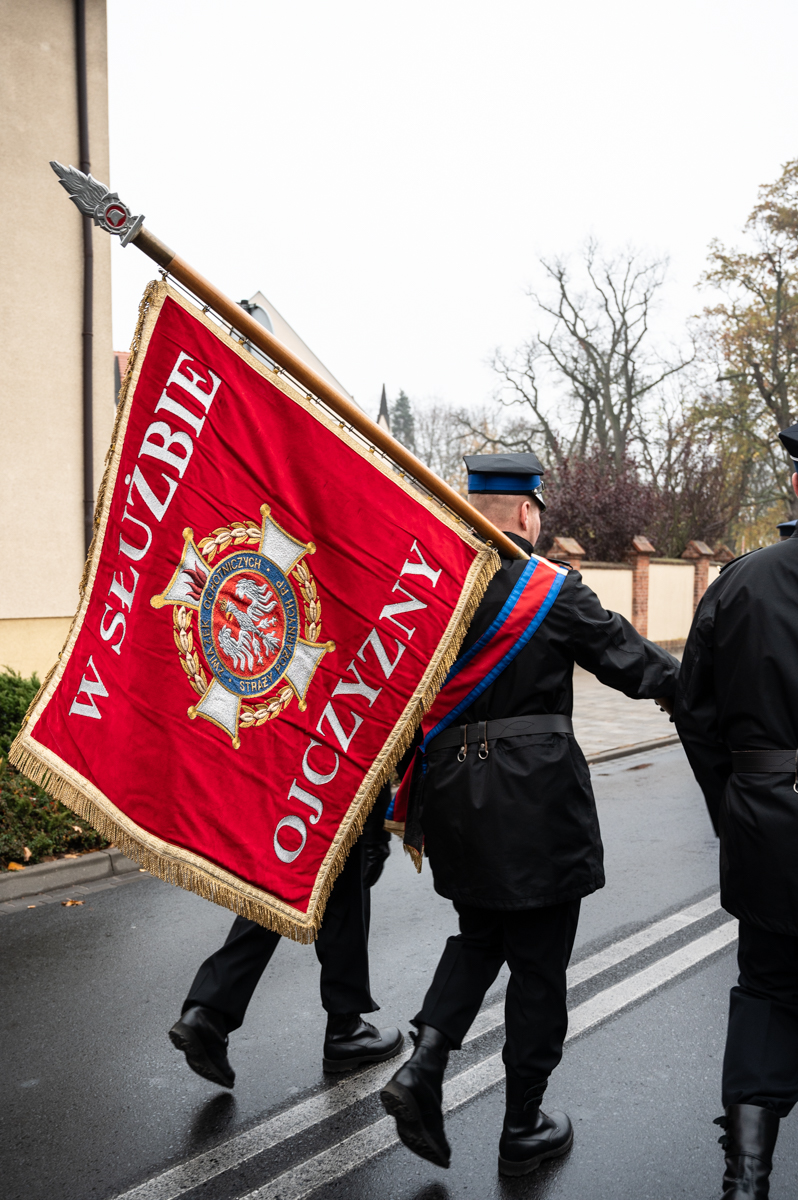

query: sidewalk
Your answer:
[0,665,679,905]
[0,846,141,906]
[572,664,676,758]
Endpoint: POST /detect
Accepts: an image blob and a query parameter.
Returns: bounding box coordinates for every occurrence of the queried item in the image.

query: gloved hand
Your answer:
[361,781,393,888]
[362,836,391,888]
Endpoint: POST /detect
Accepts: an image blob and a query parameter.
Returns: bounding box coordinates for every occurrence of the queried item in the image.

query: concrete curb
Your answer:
[0,733,680,902]
[586,733,680,765]
[0,847,141,902]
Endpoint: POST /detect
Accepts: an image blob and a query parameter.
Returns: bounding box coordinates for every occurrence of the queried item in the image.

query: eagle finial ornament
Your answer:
[49,160,144,246]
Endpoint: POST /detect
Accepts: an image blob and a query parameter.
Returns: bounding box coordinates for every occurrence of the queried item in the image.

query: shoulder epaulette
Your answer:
[720,546,764,574]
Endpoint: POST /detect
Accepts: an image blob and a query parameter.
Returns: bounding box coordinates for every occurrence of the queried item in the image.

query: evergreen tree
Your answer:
[391,390,416,452]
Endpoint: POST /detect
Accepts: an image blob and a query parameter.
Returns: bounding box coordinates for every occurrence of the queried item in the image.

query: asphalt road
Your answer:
[3,743,797,1200]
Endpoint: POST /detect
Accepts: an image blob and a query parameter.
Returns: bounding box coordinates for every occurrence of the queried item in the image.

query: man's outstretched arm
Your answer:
[568,576,680,702]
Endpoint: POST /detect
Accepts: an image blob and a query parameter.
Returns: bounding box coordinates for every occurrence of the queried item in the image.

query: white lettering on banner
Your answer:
[154,351,221,436]
[274,538,448,867]
[302,740,340,787]
[356,628,406,679]
[274,815,307,863]
[316,702,364,753]
[400,539,442,588]
[287,779,323,825]
[154,390,207,437]
[99,605,126,654]
[118,509,154,561]
[108,566,139,612]
[69,656,109,719]
[139,422,193,478]
[332,661,382,707]
[378,580,428,639]
[125,464,179,524]
[166,351,222,413]
[69,346,223,722]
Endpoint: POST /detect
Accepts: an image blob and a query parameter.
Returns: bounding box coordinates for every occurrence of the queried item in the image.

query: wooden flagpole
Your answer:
[49,162,527,561]
[132,229,527,561]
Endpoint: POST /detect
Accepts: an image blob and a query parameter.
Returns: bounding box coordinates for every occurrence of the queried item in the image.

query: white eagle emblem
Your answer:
[218,579,281,672]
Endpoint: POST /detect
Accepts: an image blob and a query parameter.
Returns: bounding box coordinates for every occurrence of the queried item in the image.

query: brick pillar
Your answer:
[627,535,656,637]
[681,540,714,611]
[550,536,586,572]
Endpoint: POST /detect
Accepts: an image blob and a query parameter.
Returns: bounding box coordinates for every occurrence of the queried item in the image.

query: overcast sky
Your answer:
[107,0,798,421]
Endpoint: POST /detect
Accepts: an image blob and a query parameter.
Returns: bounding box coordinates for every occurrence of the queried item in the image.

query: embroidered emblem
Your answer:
[151,504,335,747]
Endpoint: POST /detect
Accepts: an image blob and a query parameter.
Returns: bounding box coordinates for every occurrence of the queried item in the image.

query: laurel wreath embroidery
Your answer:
[197,520,261,562]
[173,606,209,697]
[173,521,322,731]
[293,561,321,643]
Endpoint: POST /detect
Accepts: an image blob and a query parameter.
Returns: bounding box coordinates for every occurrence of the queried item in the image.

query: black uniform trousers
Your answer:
[723,920,798,1117]
[184,837,377,1033]
[415,899,580,1092]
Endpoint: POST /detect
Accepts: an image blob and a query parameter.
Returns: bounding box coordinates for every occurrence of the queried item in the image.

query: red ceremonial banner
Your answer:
[11,282,497,938]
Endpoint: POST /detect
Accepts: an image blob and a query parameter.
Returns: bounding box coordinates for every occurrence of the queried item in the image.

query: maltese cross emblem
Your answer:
[151,504,335,747]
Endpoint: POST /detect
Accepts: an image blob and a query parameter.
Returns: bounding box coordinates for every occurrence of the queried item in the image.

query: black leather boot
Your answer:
[716,1104,780,1199]
[169,1005,235,1089]
[380,1024,451,1168]
[498,1076,573,1176]
[322,1013,403,1072]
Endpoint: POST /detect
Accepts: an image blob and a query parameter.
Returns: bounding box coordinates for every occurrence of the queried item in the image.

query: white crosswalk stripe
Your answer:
[242,920,737,1200]
[113,892,729,1200]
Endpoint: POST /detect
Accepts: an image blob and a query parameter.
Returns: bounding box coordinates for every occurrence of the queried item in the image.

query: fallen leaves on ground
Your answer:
[61,899,84,907]
[7,862,25,870]
[22,846,31,861]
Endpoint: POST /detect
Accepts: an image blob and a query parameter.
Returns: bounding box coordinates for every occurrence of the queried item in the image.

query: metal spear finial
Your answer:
[50,161,144,246]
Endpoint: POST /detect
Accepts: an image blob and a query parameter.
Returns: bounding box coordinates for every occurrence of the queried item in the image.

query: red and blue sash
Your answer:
[389,552,568,831]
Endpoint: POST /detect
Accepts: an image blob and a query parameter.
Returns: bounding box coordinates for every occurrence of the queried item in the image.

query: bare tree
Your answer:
[413,402,514,494]
[491,241,693,468]
[412,403,468,490]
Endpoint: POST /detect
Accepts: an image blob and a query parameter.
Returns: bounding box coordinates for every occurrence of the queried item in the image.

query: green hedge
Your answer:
[0,670,108,870]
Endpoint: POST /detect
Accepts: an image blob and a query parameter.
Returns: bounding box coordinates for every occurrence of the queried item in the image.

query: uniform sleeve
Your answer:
[673,592,728,834]
[567,574,680,700]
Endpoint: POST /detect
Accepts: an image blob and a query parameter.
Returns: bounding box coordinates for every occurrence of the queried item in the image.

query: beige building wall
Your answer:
[0,0,113,677]
[648,561,695,643]
[580,565,633,622]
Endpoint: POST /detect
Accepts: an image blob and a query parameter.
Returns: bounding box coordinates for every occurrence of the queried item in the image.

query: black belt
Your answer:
[427,715,573,762]
[731,750,798,773]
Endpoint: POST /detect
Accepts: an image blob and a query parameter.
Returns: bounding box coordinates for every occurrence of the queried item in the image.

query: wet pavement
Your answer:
[5,741,797,1200]
[571,664,676,757]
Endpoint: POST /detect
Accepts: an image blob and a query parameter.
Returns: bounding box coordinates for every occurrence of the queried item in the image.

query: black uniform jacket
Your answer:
[419,534,680,910]
[675,531,798,936]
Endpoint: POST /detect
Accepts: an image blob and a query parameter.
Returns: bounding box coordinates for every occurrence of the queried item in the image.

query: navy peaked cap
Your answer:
[463,452,545,479]
[464,452,546,510]
[778,423,798,463]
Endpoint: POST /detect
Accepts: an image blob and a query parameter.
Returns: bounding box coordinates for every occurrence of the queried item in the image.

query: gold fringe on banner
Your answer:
[9,281,499,941]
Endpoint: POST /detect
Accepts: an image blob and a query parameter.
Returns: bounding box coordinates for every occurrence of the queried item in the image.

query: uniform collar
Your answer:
[502,532,534,555]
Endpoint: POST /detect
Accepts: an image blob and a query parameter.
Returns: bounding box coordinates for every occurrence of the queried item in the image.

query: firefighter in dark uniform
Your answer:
[379,452,680,1175]
[168,785,400,1087]
[675,424,798,1199]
